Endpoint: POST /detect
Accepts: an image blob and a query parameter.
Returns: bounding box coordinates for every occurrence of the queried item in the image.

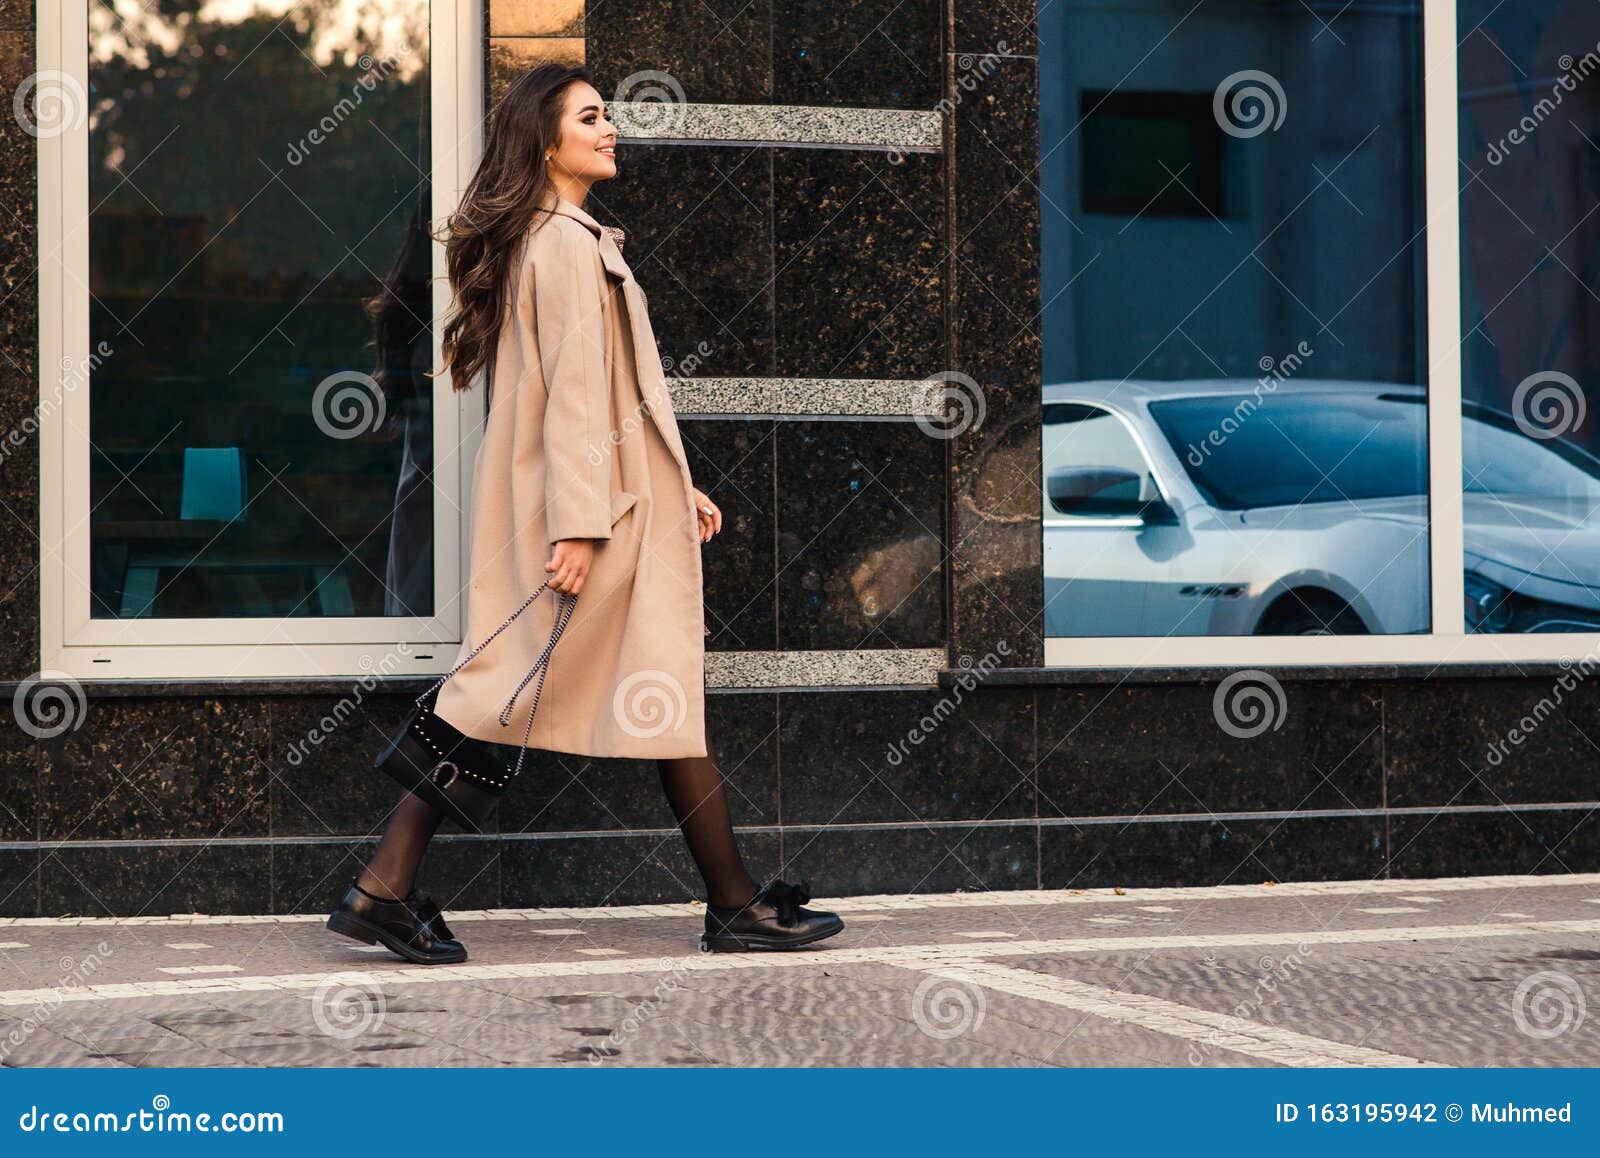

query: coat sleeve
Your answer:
[528,222,614,545]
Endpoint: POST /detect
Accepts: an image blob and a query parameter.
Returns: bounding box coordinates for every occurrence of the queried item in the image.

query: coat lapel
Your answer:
[540,195,693,479]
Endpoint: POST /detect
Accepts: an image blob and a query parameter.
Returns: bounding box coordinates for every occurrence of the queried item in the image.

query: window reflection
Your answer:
[87,0,434,618]
[1040,0,1427,637]
[1459,1,1600,633]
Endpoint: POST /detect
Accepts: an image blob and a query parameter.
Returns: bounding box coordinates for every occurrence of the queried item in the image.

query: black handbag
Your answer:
[374,578,577,832]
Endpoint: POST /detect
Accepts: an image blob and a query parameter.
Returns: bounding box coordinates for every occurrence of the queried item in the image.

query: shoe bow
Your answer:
[763,879,812,925]
[411,895,454,941]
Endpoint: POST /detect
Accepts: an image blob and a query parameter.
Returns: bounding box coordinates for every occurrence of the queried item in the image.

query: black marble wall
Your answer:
[0,0,38,682]
[6,672,1597,917]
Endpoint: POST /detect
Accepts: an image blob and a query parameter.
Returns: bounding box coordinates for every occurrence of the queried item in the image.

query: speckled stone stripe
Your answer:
[3,873,1592,927]
[669,377,944,417]
[611,102,941,151]
[706,649,944,689]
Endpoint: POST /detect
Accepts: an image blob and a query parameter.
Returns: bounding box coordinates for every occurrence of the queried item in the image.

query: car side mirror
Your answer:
[1047,466,1176,527]
[1139,496,1179,526]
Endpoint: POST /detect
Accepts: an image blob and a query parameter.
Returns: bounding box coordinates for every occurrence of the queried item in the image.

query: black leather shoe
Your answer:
[326,878,467,965]
[700,879,844,953]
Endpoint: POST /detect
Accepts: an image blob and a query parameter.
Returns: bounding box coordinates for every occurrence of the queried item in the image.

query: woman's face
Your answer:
[548,81,618,185]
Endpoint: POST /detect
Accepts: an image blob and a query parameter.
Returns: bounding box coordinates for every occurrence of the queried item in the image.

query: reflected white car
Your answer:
[1042,379,1600,636]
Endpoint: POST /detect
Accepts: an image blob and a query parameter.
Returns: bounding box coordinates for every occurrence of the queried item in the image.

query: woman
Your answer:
[325,64,843,964]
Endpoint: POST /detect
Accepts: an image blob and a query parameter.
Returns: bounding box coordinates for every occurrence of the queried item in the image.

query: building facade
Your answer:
[1,1,1596,918]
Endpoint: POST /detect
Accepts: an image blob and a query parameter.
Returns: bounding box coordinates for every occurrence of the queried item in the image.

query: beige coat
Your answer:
[432,193,707,758]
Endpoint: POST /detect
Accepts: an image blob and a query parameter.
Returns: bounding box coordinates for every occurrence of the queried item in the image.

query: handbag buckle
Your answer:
[431,759,461,790]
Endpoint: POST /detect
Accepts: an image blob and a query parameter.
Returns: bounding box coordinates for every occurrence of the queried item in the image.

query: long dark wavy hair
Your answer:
[433,63,595,393]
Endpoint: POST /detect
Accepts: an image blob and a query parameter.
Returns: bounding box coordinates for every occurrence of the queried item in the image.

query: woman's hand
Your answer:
[547,539,596,595]
[692,487,721,543]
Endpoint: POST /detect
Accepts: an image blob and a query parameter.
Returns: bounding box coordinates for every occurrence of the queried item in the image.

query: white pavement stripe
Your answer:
[3,873,1596,928]
[0,942,29,949]
[934,962,1439,1068]
[156,965,241,975]
[1356,907,1425,914]
[163,942,214,950]
[2,919,1597,1009]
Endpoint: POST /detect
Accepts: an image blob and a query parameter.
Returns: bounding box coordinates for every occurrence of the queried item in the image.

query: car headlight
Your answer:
[1464,570,1514,633]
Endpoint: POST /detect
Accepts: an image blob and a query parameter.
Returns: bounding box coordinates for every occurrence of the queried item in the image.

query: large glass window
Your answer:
[86,1,434,619]
[1458,1,1600,634]
[1040,0,1428,640]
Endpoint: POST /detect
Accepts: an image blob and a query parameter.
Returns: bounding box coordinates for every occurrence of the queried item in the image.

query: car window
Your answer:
[1147,392,1428,510]
[1042,402,1162,520]
[1462,406,1600,502]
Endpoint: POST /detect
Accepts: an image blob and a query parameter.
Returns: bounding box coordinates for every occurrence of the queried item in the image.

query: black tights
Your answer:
[355,726,759,910]
[654,727,760,909]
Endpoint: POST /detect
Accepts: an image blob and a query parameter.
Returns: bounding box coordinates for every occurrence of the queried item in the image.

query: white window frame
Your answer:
[37,0,485,679]
[1043,0,1599,668]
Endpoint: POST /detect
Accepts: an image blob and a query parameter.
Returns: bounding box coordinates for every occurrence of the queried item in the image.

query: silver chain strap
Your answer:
[414,578,578,782]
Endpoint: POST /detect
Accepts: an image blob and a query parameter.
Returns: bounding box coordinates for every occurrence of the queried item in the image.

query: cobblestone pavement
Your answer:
[2,874,1597,1067]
